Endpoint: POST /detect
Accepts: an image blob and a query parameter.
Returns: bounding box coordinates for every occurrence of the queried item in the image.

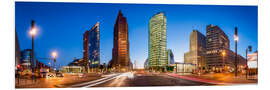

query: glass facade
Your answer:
[167,49,175,65]
[175,63,195,73]
[20,49,32,69]
[83,22,100,72]
[148,12,167,68]
[88,22,100,68]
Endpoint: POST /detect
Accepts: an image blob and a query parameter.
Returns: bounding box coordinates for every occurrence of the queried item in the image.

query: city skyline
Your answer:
[15,2,258,69]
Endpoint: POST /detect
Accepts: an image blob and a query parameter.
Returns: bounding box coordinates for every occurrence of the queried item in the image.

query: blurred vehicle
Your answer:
[40,72,47,78]
[78,73,85,77]
[56,72,64,77]
[46,73,55,78]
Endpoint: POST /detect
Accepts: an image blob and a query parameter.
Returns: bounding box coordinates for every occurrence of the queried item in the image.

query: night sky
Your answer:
[15,2,258,69]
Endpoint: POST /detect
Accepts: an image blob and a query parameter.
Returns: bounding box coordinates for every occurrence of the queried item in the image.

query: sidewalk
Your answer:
[15,73,103,88]
[168,73,257,85]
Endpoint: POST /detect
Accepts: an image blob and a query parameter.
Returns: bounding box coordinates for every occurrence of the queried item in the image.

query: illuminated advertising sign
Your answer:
[247,52,258,68]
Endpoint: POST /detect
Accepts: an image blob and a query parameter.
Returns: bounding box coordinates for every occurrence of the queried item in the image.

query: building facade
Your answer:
[110,11,132,72]
[148,12,167,69]
[20,49,32,69]
[205,24,230,71]
[184,30,206,70]
[83,22,100,72]
[15,31,21,70]
[167,49,175,65]
[144,58,149,69]
[205,24,246,72]
[175,62,196,73]
[68,57,84,66]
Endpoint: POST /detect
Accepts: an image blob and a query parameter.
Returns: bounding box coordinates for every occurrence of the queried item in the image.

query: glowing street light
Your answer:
[234,35,238,41]
[221,51,226,72]
[29,28,37,36]
[51,51,57,73]
[52,51,57,58]
[234,27,238,77]
[29,20,37,82]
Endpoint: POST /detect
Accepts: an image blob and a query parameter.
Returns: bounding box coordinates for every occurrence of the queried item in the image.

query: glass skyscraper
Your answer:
[167,49,175,65]
[148,12,167,69]
[83,22,100,72]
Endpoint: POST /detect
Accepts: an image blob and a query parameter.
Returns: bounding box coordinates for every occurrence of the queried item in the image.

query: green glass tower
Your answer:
[148,12,167,69]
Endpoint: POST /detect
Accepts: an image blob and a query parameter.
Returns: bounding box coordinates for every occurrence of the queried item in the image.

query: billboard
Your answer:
[247,52,258,68]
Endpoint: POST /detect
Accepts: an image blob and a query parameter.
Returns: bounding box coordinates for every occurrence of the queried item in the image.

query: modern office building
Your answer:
[184,30,206,70]
[148,12,167,70]
[175,62,196,73]
[60,66,84,73]
[68,58,84,66]
[167,49,175,65]
[205,24,230,71]
[205,24,246,72]
[144,58,149,69]
[110,10,132,72]
[15,31,21,70]
[20,49,32,69]
[83,22,100,72]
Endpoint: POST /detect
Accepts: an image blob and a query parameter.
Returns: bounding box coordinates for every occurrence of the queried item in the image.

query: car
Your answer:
[46,73,55,78]
[78,73,85,77]
[56,73,64,77]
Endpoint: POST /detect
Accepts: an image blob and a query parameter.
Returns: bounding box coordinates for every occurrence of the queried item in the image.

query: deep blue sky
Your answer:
[15,2,257,69]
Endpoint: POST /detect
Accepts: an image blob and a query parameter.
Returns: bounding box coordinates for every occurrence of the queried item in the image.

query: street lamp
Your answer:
[234,27,238,77]
[52,51,57,73]
[29,20,36,81]
[221,50,226,72]
[48,62,51,72]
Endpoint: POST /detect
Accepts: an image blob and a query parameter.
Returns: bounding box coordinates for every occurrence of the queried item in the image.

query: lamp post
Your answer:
[234,27,238,77]
[48,62,51,72]
[29,20,36,81]
[222,50,226,72]
[52,51,57,73]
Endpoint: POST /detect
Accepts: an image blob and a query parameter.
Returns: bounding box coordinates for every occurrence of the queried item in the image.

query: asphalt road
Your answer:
[72,72,214,87]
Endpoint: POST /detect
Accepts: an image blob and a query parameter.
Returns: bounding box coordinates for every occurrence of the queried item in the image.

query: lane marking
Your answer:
[82,73,127,88]
[70,73,119,87]
[83,76,118,87]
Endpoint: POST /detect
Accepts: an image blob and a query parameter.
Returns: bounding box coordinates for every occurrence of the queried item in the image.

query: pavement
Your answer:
[15,73,103,88]
[168,72,258,85]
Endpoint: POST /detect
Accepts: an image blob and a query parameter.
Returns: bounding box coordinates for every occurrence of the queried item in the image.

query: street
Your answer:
[68,72,214,88]
[16,71,258,88]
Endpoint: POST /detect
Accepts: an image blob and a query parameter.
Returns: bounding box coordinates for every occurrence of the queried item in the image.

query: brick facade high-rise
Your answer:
[110,11,132,72]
